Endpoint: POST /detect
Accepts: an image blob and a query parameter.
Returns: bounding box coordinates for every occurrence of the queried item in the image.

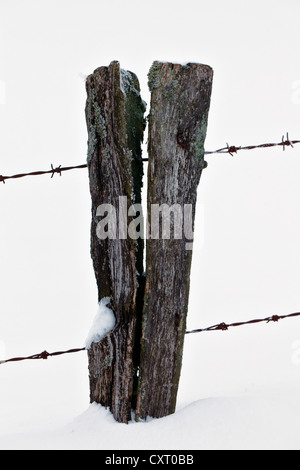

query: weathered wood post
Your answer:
[136,62,213,419]
[85,60,213,423]
[85,61,146,424]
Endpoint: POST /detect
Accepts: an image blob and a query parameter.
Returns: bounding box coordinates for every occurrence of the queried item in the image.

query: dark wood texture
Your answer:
[136,62,213,420]
[85,61,145,423]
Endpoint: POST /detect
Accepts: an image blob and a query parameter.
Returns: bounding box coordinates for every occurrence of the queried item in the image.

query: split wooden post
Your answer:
[85,61,146,424]
[136,62,213,419]
[85,60,213,423]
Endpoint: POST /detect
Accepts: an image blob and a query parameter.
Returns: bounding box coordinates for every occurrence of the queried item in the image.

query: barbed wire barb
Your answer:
[51,164,62,178]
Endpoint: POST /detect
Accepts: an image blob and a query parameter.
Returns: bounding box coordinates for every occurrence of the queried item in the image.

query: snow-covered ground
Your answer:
[2,394,300,451]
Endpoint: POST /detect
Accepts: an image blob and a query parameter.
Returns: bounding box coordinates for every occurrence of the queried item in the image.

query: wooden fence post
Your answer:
[136,62,213,420]
[85,61,146,424]
[85,60,213,423]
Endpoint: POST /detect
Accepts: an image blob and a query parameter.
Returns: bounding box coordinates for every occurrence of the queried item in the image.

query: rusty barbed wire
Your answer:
[204,133,299,156]
[0,347,86,365]
[0,134,299,183]
[1,311,300,366]
[185,311,300,334]
[0,163,88,184]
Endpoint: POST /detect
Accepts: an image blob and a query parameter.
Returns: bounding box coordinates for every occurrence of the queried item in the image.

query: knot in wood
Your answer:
[177,130,189,149]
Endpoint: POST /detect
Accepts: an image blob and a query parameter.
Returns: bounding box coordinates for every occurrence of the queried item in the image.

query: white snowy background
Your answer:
[0,0,300,450]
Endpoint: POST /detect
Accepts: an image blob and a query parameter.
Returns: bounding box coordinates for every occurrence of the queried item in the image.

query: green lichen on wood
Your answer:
[120,68,147,411]
[86,87,107,164]
[120,69,146,204]
[148,61,163,92]
[193,116,208,163]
